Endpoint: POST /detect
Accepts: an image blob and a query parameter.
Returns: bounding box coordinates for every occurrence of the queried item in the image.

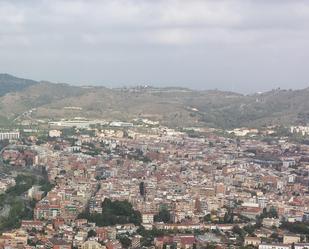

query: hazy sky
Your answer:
[0,0,309,93]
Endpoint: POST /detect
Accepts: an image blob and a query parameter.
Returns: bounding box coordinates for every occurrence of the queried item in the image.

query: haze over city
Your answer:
[1,0,309,93]
[2,1,309,249]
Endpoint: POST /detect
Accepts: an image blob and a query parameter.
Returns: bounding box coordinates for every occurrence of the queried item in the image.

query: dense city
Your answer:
[0,118,309,249]
[1,0,309,248]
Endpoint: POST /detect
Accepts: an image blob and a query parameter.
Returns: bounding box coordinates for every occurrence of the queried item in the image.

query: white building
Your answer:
[295,244,309,249]
[142,212,154,224]
[259,244,290,249]
[0,131,20,141]
[49,130,62,138]
[290,126,309,136]
[109,121,133,127]
[262,218,281,228]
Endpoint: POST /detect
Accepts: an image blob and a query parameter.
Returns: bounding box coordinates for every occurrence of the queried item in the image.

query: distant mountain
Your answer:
[0,74,38,96]
[0,74,308,128]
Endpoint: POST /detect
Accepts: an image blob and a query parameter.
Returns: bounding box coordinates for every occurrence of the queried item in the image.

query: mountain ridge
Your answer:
[0,73,38,97]
[0,73,308,128]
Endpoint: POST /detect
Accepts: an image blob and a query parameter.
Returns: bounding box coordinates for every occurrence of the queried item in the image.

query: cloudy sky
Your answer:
[0,0,308,93]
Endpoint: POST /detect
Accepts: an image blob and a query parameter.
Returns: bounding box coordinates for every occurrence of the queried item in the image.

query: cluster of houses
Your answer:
[0,123,309,248]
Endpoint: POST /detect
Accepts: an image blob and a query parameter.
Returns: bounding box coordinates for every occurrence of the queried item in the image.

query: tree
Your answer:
[87,230,96,238]
[119,236,131,248]
[243,225,255,236]
[154,208,171,223]
[232,225,245,241]
[223,208,234,223]
[204,214,212,222]
[139,182,145,196]
[78,198,141,226]
[270,232,279,241]
[206,243,217,249]
[54,144,61,150]
[280,222,309,234]
[259,206,278,219]
[268,206,278,218]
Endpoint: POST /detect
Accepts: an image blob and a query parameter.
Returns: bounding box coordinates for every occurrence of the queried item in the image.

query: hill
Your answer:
[0,74,38,97]
[0,74,308,128]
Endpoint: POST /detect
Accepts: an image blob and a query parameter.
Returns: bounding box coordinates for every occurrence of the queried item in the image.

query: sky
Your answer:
[0,0,309,93]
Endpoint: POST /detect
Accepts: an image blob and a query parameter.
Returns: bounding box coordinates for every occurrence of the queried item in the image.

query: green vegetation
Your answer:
[256,207,278,228]
[6,175,36,196]
[204,214,212,222]
[280,222,309,234]
[127,149,151,163]
[78,198,142,226]
[243,224,255,236]
[137,227,167,247]
[35,134,49,145]
[118,235,132,248]
[203,209,236,224]
[154,207,171,223]
[0,174,49,232]
[222,209,234,224]
[232,225,246,240]
[0,73,37,96]
[0,198,35,232]
[0,139,9,151]
[1,73,309,128]
[0,116,13,128]
[61,127,77,137]
[87,229,97,238]
[39,180,54,195]
[261,207,278,219]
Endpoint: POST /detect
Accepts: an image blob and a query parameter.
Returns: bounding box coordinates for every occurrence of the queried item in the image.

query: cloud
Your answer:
[0,0,308,92]
[1,0,308,46]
